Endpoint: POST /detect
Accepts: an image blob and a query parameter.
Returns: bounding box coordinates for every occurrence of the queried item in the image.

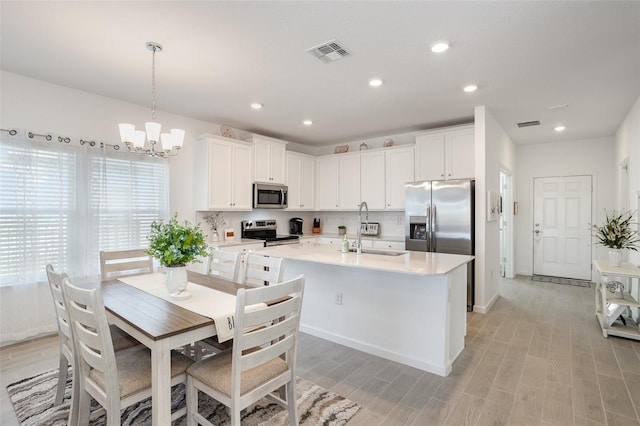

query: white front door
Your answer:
[533,175,592,280]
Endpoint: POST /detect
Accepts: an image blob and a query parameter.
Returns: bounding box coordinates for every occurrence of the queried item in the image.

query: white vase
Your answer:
[608,249,622,267]
[165,266,188,293]
[211,231,219,242]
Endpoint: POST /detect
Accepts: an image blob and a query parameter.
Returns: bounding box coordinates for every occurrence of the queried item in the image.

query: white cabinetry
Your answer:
[194,135,252,210]
[361,151,386,210]
[286,152,315,210]
[372,240,405,250]
[339,154,361,210]
[315,156,340,210]
[385,147,414,210]
[415,125,474,181]
[250,136,287,184]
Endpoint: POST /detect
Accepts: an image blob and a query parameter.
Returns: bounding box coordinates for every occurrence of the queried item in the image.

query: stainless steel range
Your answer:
[241,219,300,246]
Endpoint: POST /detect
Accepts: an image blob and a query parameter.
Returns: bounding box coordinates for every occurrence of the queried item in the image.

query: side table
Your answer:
[593,260,640,340]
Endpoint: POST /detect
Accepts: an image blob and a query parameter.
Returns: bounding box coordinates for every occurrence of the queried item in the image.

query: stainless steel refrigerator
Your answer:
[405,179,475,311]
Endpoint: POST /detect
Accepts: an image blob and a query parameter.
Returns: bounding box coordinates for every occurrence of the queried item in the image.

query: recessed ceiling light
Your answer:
[554,125,566,132]
[369,79,383,87]
[303,120,313,126]
[250,103,263,110]
[463,84,478,93]
[430,41,449,53]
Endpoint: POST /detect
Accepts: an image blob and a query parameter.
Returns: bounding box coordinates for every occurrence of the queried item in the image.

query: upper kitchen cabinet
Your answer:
[193,135,252,210]
[361,151,386,210]
[315,155,340,210]
[286,151,315,210]
[316,154,360,210]
[249,136,287,184]
[415,125,474,181]
[385,146,414,210]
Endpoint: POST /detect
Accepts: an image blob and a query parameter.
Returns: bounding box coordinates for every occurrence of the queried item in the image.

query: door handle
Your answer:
[534,230,541,234]
[432,205,437,252]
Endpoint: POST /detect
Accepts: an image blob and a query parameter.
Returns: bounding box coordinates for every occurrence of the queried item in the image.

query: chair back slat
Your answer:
[207,249,241,282]
[100,249,153,282]
[240,335,295,371]
[46,265,73,344]
[63,277,119,399]
[243,253,283,287]
[232,274,304,379]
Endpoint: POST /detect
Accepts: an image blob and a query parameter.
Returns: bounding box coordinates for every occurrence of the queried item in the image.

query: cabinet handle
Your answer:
[300,204,304,207]
[448,173,451,177]
[441,174,444,177]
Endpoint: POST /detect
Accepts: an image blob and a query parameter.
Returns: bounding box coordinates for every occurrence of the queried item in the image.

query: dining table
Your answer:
[101,270,246,425]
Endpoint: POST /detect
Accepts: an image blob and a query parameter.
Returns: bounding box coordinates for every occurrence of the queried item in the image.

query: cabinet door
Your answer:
[339,154,361,210]
[415,134,445,181]
[231,144,253,210]
[299,155,315,209]
[253,139,271,183]
[386,147,414,210]
[372,240,405,250]
[269,142,286,184]
[208,140,234,209]
[286,153,302,209]
[361,151,386,210]
[446,128,475,179]
[316,156,339,210]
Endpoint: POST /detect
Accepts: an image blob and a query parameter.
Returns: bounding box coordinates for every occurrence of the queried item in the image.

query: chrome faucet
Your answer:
[354,201,369,254]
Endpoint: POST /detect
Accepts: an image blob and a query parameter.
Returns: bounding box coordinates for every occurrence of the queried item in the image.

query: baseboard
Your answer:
[473,292,500,314]
[300,324,451,377]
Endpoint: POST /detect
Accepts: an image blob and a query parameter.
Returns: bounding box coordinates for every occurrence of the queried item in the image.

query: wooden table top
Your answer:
[102,271,246,341]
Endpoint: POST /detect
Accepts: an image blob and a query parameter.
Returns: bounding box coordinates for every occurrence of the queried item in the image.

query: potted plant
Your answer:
[147,213,209,294]
[591,210,639,266]
[338,225,347,236]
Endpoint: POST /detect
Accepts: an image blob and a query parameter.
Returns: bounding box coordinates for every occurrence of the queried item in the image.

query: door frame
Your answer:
[500,168,514,279]
[531,174,594,281]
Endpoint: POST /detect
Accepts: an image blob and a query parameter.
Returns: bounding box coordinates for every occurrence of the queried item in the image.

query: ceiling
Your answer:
[1,1,639,147]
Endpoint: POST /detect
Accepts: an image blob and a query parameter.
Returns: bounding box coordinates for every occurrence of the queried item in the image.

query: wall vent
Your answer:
[307,40,351,63]
[516,120,541,128]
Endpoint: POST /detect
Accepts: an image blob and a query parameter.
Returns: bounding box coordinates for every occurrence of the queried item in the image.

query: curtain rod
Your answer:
[1,128,120,150]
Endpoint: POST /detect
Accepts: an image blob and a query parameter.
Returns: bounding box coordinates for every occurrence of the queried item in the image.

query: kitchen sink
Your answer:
[347,248,408,256]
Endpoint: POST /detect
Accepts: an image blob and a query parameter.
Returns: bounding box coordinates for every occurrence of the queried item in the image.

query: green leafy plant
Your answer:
[147,213,209,266]
[590,210,639,251]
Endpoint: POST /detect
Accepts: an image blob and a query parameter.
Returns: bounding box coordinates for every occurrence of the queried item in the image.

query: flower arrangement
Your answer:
[147,213,209,266]
[590,210,639,251]
[203,211,226,233]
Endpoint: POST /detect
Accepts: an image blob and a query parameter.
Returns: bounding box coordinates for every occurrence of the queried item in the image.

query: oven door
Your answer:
[253,183,288,209]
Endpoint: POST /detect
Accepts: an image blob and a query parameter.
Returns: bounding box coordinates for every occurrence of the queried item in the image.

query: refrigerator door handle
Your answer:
[426,205,431,251]
[431,204,437,252]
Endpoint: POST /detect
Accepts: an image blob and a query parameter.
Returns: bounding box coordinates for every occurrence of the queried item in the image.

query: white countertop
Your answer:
[255,243,473,276]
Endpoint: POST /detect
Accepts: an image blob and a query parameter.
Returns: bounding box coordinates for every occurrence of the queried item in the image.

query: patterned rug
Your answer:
[531,274,591,288]
[7,367,360,425]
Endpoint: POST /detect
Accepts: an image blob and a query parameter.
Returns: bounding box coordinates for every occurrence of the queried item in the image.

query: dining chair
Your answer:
[186,274,305,426]
[99,248,153,282]
[45,264,140,422]
[207,249,241,282]
[242,252,284,287]
[62,276,194,425]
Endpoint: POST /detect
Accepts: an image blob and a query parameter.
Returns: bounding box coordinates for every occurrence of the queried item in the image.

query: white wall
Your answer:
[614,95,640,266]
[0,70,224,222]
[474,106,516,313]
[514,137,616,277]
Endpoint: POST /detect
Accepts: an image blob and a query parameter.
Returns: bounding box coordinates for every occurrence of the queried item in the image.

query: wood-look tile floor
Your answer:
[2,275,639,425]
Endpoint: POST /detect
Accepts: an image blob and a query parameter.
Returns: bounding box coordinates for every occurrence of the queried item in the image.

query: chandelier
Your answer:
[118,42,184,158]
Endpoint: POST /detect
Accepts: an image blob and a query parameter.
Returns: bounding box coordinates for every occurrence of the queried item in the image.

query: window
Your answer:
[0,134,169,287]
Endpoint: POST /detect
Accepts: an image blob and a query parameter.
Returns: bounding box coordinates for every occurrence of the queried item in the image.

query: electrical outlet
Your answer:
[335,292,343,305]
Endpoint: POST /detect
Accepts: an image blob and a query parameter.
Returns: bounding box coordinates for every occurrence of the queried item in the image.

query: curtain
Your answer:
[0,130,169,345]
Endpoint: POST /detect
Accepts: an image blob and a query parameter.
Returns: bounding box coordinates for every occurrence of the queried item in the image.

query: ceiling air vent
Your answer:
[307,40,351,63]
[516,120,541,128]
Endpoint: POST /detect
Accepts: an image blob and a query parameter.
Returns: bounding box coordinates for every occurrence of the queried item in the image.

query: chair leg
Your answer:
[77,387,91,426]
[54,355,68,405]
[186,376,197,426]
[286,380,298,426]
[231,409,241,426]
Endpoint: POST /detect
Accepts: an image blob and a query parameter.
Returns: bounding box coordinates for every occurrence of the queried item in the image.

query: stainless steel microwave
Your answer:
[253,183,288,209]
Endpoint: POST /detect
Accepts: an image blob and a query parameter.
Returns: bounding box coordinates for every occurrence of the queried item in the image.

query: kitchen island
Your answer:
[255,243,473,376]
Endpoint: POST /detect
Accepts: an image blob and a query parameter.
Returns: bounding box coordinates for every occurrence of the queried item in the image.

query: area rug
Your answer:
[531,274,591,288]
[7,367,360,426]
